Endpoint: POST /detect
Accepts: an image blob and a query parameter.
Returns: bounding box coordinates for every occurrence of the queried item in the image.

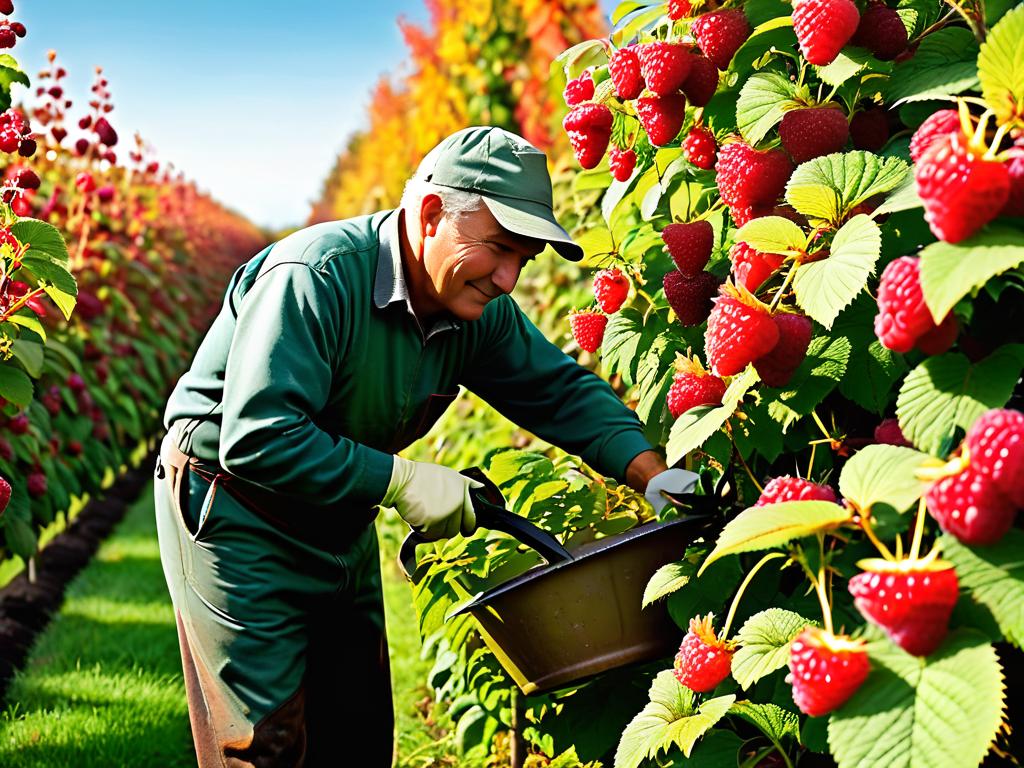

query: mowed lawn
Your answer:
[0,480,454,767]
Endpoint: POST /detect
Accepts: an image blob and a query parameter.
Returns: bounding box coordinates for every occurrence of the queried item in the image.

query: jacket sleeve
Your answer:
[218,262,395,506]
[460,296,654,483]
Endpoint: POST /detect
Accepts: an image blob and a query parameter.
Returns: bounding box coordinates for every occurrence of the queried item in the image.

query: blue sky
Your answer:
[14,1,617,231]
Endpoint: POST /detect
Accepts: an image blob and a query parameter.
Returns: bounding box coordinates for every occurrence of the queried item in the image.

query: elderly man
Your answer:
[154,126,693,767]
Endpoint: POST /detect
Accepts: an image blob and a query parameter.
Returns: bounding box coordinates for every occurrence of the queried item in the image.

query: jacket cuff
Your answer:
[358,447,397,507]
[589,428,656,484]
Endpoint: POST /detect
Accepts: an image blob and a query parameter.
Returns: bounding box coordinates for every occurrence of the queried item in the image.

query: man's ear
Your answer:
[420,193,444,238]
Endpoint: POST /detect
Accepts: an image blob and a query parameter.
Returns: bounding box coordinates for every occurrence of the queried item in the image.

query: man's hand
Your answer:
[381,457,483,541]
[644,468,700,515]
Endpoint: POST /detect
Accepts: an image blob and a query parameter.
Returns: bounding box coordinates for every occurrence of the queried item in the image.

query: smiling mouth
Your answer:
[471,283,497,299]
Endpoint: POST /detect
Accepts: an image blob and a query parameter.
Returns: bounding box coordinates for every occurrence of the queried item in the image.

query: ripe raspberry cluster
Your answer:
[568,267,633,352]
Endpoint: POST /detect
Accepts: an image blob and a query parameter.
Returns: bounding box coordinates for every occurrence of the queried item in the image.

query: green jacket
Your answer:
[164,208,654,513]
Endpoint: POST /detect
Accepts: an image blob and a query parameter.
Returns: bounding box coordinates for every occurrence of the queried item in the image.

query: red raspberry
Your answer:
[754,313,813,387]
[0,227,17,249]
[667,367,727,418]
[563,103,613,170]
[667,0,692,20]
[778,105,849,164]
[966,409,1024,507]
[27,471,47,498]
[715,140,793,209]
[17,137,35,157]
[851,2,908,61]
[729,203,773,227]
[673,614,734,692]
[926,466,1016,546]
[691,9,750,71]
[0,476,9,514]
[915,130,1010,243]
[788,628,869,717]
[756,475,837,506]
[10,20,22,38]
[704,285,780,376]
[661,220,713,276]
[636,42,692,96]
[0,23,15,49]
[94,116,118,147]
[793,0,860,66]
[874,418,911,447]
[7,412,28,434]
[664,270,720,326]
[914,312,958,355]
[0,126,18,152]
[849,562,959,656]
[608,146,637,182]
[609,46,644,100]
[681,55,718,107]
[563,72,594,106]
[873,257,936,353]
[730,241,784,292]
[909,109,961,163]
[569,310,608,353]
[13,167,38,190]
[635,93,686,146]
[593,267,630,314]
[683,125,717,169]
[0,1,12,15]
[850,107,889,151]
[76,171,96,193]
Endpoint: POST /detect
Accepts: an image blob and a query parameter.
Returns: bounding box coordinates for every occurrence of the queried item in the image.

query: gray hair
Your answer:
[400,176,483,221]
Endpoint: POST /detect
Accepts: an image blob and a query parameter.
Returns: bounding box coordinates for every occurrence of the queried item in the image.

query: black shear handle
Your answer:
[398,467,573,581]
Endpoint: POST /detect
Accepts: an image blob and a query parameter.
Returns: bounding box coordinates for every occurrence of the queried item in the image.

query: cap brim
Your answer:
[480,195,583,262]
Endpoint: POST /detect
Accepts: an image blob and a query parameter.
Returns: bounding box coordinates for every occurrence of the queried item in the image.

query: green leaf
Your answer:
[614,671,735,768]
[943,530,1024,648]
[839,445,933,514]
[0,363,33,406]
[10,339,43,379]
[4,513,36,559]
[612,4,668,46]
[977,4,1024,128]
[838,340,906,414]
[735,216,806,256]
[815,49,877,88]
[666,366,758,466]
[10,219,70,263]
[896,346,1024,456]
[871,173,923,218]
[574,225,616,259]
[883,27,980,104]
[698,501,851,575]
[786,152,909,225]
[828,629,1005,768]
[0,60,29,109]
[42,285,77,322]
[729,701,801,743]
[736,71,800,145]
[731,609,816,690]
[643,558,696,608]
[918,226,1024,323]
[766,334,852,429]
[6,314,45,342]
[793,215,881,328]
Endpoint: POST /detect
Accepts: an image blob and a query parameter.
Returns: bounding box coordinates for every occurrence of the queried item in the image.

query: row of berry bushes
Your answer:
[0,18,265,572]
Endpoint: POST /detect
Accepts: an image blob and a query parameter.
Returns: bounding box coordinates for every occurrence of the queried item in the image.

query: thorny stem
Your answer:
[909,495,928,561]
[722,552,787,639]
[768,264,797,312]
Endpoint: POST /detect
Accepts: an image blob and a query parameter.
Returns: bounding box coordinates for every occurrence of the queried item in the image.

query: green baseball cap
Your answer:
[414,126,583,262]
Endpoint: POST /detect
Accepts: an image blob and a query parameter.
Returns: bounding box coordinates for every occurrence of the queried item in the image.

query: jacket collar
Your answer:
[373,208,461,339]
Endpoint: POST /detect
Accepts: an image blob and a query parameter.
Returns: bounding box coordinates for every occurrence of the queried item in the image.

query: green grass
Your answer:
[0,482,459,767]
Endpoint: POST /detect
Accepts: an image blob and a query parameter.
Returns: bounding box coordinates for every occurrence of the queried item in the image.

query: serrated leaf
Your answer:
[574,225,615,258]
[6,313,45,342]
[643,558,696,608]
[918,227,1024,323]
[883,27,980,104]
[729,701,801,743]
[816,48,876,88]
[699,501,851,575]
[4,513,36,559]
[0,363,32,405]
[828,629,1005,768]
[838,340,906,414]
[871,173,923,217]
[731,609,816,690]
[612,4,667,45]
[19,254,77,297]
[766,334,852,429]
[793,215,881,328]
[838,444,933,514]
[736,71,800,145]
[786,152,909,225]
[896,347,1024,456]
[977,5,1024,128]
[943,530,1024,648]
[666,366,758,466]
[615,671,734,768]
[10,219,69,263]
[735,216,806,256]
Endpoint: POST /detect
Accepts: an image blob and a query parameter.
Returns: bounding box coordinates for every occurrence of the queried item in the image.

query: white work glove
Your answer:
[644,468,700,514]
[380,456,483,541]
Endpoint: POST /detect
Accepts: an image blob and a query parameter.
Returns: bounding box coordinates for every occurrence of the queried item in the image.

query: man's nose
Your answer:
[491,258,520,295]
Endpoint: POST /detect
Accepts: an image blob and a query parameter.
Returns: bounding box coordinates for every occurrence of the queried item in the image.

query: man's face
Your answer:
[417,194,546,321]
